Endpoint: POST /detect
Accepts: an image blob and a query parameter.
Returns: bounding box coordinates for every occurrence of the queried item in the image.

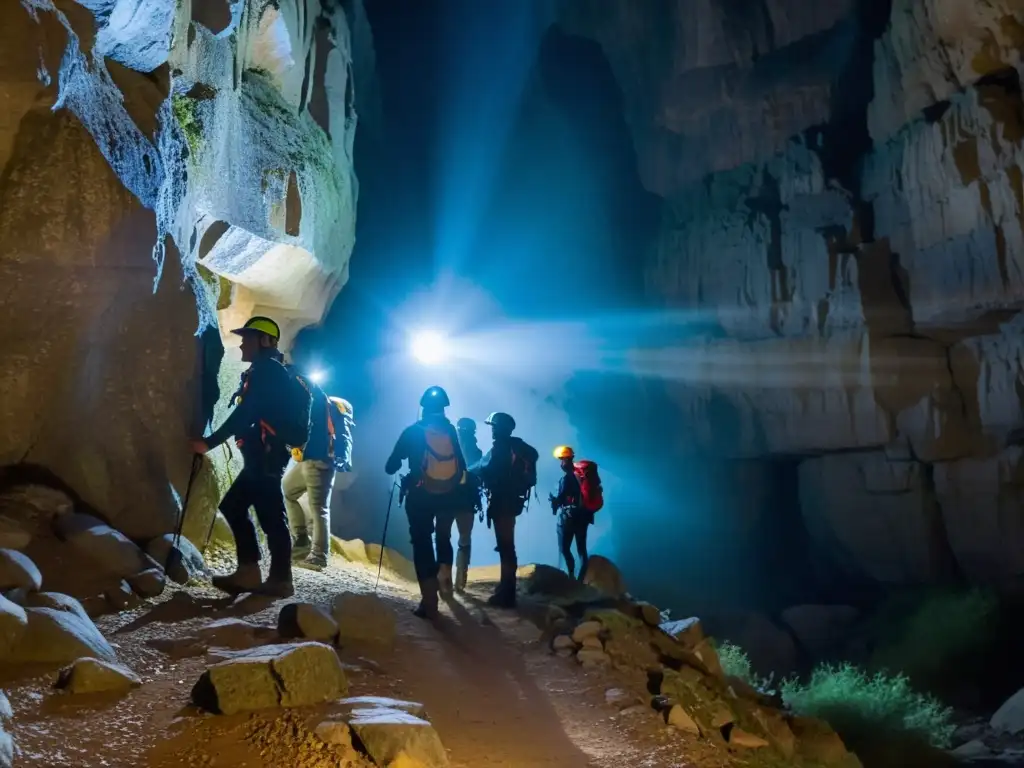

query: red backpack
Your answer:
[573,460,604,514]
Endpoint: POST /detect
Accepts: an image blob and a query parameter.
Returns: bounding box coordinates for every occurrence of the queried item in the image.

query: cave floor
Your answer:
[3,556,710,768]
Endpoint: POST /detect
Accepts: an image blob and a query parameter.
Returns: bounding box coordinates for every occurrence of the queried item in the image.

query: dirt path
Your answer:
[5,558,694,767]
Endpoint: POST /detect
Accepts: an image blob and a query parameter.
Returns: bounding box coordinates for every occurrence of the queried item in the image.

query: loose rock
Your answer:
[576,648,611,667]
[347,706,451,768]
[0,549,41,592]
[552,635,576,652]
[660,616,704,648]
[581,555,627,596]
[192,641,348,715]
[54,513,160,580]
[146,533,206,585]
[314,720,352,748]
[581,635,603,651]
[9,606,116,663]
[729,727,770,749]
[667,704,701,736]
[331,592,396,646]
[571,621,602,644]
[0,594,27,655]
[278,602,339,643]
[128,568,165,598]
[56,658,141,694]
[105,580,142,612]
[340,696,427,718]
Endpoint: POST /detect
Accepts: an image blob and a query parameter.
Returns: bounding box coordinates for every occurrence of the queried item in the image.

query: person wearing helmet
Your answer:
[435,417,484,594]
[283,362,355,571]
[188,316,295,597]
[550,445,588,580]
[473,412,539,607]
[385,386,468,619]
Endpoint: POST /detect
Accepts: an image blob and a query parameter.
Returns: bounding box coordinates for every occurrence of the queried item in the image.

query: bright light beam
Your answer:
[308,369,326,385]
[410,330,448,366]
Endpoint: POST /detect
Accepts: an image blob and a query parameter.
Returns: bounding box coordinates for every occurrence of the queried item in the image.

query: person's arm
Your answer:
[205,364,269,449]
[385,427,411,475]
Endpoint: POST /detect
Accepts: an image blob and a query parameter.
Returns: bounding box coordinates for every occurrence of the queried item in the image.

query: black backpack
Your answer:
[269,361,313,448]
[508,438,538,498]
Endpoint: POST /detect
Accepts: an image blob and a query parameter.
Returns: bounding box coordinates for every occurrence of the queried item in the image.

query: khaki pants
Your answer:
[282,459,336,557]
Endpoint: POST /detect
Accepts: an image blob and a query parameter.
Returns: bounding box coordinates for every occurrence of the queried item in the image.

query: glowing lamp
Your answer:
[308,369,326,385]
[410,330,448,365]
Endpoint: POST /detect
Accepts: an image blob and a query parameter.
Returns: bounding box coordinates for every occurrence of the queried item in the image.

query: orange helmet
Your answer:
[553,445,575,460]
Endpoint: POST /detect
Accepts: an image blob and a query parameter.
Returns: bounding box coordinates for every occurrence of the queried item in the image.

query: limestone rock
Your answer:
[331,592,396,646]
[339,696,427,719]
[314,720,352,748]
[196,618,277,650]
[580,635,603,651]
[9,606,116,664]
[347,706,451,768]
[992,687,1024,735]
[0,549,42,592]
[56,658,141,694]
[634,602,662,627]
[571,621,603,644]
[667,704,701,736]
[22,591,93,620]
[660,617,704,648]
[581,555,626,596]
[0,485,73,522]
[145,534,206,585]
[729,727,770,749]
[0,594,28,656]
[191,641,348,715]
[55,514,160,581]
[278,602,339,643]
[128,568,165,598]
[576,648,611,667]
[780,604,860,656]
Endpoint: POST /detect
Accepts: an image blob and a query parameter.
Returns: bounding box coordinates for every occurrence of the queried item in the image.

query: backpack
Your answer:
[509,438,539,498]
[327,397,354,471]
[574,460,603,514]
[417,421,465,495]
[269,361,313,448]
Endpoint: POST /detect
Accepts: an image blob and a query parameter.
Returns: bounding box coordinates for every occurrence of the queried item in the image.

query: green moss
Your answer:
[196,263,233,311]
[171,93,204,158]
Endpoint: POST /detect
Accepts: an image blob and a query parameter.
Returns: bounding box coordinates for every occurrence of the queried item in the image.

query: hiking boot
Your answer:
[259,574,294,598]
[291,532,311,560]
[413,577,439,620]
[454,549,470,594]
[295,552,328,572]
[437,564,454,597]
[211,563,262,595]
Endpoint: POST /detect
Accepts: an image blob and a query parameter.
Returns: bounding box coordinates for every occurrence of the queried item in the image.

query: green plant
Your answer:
[171,94,203,157]
[714,641,774,691]
[781,663,956,750]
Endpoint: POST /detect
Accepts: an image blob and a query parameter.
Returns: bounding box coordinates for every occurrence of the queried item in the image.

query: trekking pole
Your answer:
[169,453,203,574]
[374,481,399,593]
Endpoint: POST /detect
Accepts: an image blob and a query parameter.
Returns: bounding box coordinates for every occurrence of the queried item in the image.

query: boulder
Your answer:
[146,533,206,585]
[339,696,427,718]
[347,706,450,768]
[571,621,603,644]
[0,485,73,521]
[991,687,1024,735]
[56,658,141,694]
[191,642,348,715]
[8,606,116,663]
[22,591,93,620]
[0,549,41,592]
[331,592,396,646]
[54,514,159,580]
[278,602,339,643]
[634,602,663,626]
[127,568,165,598]
[0,594,27,655]
[581,555,626,596]
[780,604,860,656]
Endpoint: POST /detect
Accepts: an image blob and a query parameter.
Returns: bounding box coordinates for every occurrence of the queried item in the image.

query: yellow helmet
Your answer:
[231,315,281,340]
[553,445,575,460]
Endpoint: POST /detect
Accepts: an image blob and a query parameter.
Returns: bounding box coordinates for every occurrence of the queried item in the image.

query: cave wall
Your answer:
[0,0,371,541]
[558,0,1024,592]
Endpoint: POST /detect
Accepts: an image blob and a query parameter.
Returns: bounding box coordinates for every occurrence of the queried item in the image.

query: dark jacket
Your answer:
[475,436,538,500]
[207,351,290,464]
[552,469,581,512]
[458,432,483,469]
[286,366,330,462]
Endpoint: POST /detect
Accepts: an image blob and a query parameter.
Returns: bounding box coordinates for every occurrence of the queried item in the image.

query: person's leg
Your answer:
[212,469,263,593]
[281,460,310,558]
[574,516,590,582]
[297,460,335,570]
[454,511,475,593]
[406,498,439,618]
[434,509,456,597]
[490,511,518,608]
[251,462,294,597]
[557,512,575,578]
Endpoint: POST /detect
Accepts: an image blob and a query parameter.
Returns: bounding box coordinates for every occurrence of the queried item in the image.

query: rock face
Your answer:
[558,0,1024,592]
[0,0,371,551]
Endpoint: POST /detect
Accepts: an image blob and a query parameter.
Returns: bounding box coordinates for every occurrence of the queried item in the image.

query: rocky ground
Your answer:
[0,533,865,768]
